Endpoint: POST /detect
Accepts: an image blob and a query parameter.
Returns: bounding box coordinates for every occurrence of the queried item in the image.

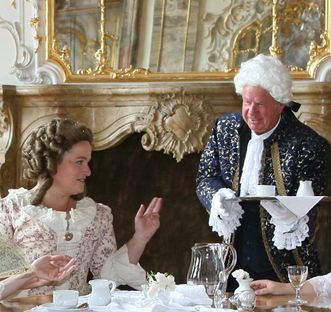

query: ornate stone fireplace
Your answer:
[0,82,330,283]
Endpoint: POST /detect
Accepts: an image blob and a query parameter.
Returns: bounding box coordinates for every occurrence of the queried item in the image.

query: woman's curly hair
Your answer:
[22,118,93,205]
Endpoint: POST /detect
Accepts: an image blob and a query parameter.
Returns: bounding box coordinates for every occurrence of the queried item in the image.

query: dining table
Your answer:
[1,291,331,312]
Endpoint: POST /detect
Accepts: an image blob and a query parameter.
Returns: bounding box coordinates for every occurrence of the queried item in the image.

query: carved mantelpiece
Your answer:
[0,82,240,194]
[0,82,331,195]
[0,82,331,281]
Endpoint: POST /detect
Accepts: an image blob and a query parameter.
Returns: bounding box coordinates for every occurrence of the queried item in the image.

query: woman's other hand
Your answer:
[31,255,77,282]
[250,279,293,295]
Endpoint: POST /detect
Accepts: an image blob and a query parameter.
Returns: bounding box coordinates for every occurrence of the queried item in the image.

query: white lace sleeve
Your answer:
[209,189,243,239]
[260,200,309,250]
[309,273,331,297]
[100,245,146,290]
[271,215,309,250]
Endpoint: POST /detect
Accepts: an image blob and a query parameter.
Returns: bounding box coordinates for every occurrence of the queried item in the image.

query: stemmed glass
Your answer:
[287,265,308,305]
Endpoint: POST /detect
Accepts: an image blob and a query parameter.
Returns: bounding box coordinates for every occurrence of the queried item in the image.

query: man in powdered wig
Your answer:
[196,54,328,290]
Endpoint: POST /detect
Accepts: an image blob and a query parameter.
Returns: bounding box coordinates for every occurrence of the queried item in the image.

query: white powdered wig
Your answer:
[234,54,293,105]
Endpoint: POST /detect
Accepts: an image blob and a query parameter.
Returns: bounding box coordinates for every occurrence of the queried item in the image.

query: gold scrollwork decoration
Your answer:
[307,32,330,76]
[132,90,213,162]
[51,39,71,73]
[270,0,283,58]
[29,17,42,53]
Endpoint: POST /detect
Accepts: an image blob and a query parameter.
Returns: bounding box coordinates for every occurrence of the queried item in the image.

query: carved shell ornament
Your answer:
[133,92,213,162]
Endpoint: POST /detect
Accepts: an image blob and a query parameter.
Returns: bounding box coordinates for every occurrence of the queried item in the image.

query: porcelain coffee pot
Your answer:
[186,243,237,296]
[88,279,116,306]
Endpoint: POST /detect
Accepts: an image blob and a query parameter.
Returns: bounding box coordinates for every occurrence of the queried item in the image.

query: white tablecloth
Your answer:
[26,285,236,312]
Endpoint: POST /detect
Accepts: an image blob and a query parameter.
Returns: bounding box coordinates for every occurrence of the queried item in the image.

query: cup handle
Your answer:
[109,281,116,293]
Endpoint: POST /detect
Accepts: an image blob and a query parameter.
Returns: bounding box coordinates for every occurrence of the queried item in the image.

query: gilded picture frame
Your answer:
[46,0,331,82]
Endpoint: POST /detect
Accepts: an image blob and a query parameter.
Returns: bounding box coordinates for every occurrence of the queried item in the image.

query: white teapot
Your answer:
[88,279,116,306]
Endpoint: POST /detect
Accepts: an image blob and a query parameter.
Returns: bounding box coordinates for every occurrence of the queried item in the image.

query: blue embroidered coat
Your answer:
[196,108,328,282]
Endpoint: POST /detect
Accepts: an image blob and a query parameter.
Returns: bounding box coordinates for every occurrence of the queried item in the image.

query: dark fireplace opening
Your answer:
[86,133,219,284]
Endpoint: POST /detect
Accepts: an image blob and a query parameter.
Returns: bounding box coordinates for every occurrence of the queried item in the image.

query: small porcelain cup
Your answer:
[255,185,276,197]
[53,290,79,308]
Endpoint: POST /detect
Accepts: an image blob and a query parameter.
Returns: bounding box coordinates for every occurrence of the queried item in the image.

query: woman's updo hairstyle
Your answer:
[22,118,93,205]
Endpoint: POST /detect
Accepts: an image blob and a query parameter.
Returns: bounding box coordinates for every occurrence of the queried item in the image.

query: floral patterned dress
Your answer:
[0,188,145,296]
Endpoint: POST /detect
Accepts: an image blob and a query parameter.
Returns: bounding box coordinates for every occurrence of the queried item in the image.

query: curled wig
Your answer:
[234,54,293,105]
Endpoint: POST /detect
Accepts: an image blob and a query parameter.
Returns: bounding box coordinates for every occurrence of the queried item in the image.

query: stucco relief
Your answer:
[133,91,214,162]
[0,1,64,84]
[0,17,34,80]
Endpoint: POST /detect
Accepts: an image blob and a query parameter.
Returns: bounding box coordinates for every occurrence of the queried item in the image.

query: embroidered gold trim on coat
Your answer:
[260,206,287,282]
[292,249,304,266]
[232,167,239,193]
[270,142,305,273]
[271,143,286,196]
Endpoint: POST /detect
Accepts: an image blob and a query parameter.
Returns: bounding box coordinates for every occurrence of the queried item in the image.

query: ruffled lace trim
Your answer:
[209,189,244,239]
[271,215,309,250]
[8,188,96,240]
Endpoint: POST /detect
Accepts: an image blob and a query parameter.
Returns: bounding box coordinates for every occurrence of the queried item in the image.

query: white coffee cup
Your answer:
[53,290,79,308]
[255,185,276,197]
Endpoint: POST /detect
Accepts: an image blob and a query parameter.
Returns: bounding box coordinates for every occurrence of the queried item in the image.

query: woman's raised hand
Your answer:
[134,197,163,243]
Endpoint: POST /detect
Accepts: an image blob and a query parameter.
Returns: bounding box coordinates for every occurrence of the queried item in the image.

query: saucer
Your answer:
[41,303,88,312]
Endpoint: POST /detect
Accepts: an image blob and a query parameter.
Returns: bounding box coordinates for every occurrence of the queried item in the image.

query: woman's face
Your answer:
[52,140,92,196]
[242,85,285,134]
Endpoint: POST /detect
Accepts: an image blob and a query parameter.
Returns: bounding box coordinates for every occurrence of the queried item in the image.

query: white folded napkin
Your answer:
[275,196,323,218]
[172,284,212,306]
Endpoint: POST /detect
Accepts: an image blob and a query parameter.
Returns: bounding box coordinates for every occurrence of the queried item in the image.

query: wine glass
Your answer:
[287,265,308,305]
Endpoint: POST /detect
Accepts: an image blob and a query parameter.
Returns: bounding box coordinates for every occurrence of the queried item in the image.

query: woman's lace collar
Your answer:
[10,188,97,234]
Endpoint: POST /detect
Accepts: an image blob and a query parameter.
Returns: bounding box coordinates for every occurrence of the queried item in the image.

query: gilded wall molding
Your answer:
[133,91,214,162]
[45,0,331,82]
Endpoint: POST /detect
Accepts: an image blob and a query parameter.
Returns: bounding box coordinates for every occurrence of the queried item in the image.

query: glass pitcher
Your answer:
[186,243,237,296]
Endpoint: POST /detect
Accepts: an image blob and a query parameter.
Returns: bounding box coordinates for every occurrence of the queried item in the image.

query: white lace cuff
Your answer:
[100,245,146,290]
[309,273,331,297]
[271,215,309,250]
[209,190,244,239]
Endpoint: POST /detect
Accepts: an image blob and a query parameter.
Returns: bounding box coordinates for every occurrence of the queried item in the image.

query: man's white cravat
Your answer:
[240,122,279,196]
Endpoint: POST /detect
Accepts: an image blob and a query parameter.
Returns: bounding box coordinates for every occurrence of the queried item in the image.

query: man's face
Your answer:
[242,85,285,134]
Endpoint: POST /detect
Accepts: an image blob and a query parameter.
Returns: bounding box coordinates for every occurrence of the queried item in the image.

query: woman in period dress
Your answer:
[0,118,163,296]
